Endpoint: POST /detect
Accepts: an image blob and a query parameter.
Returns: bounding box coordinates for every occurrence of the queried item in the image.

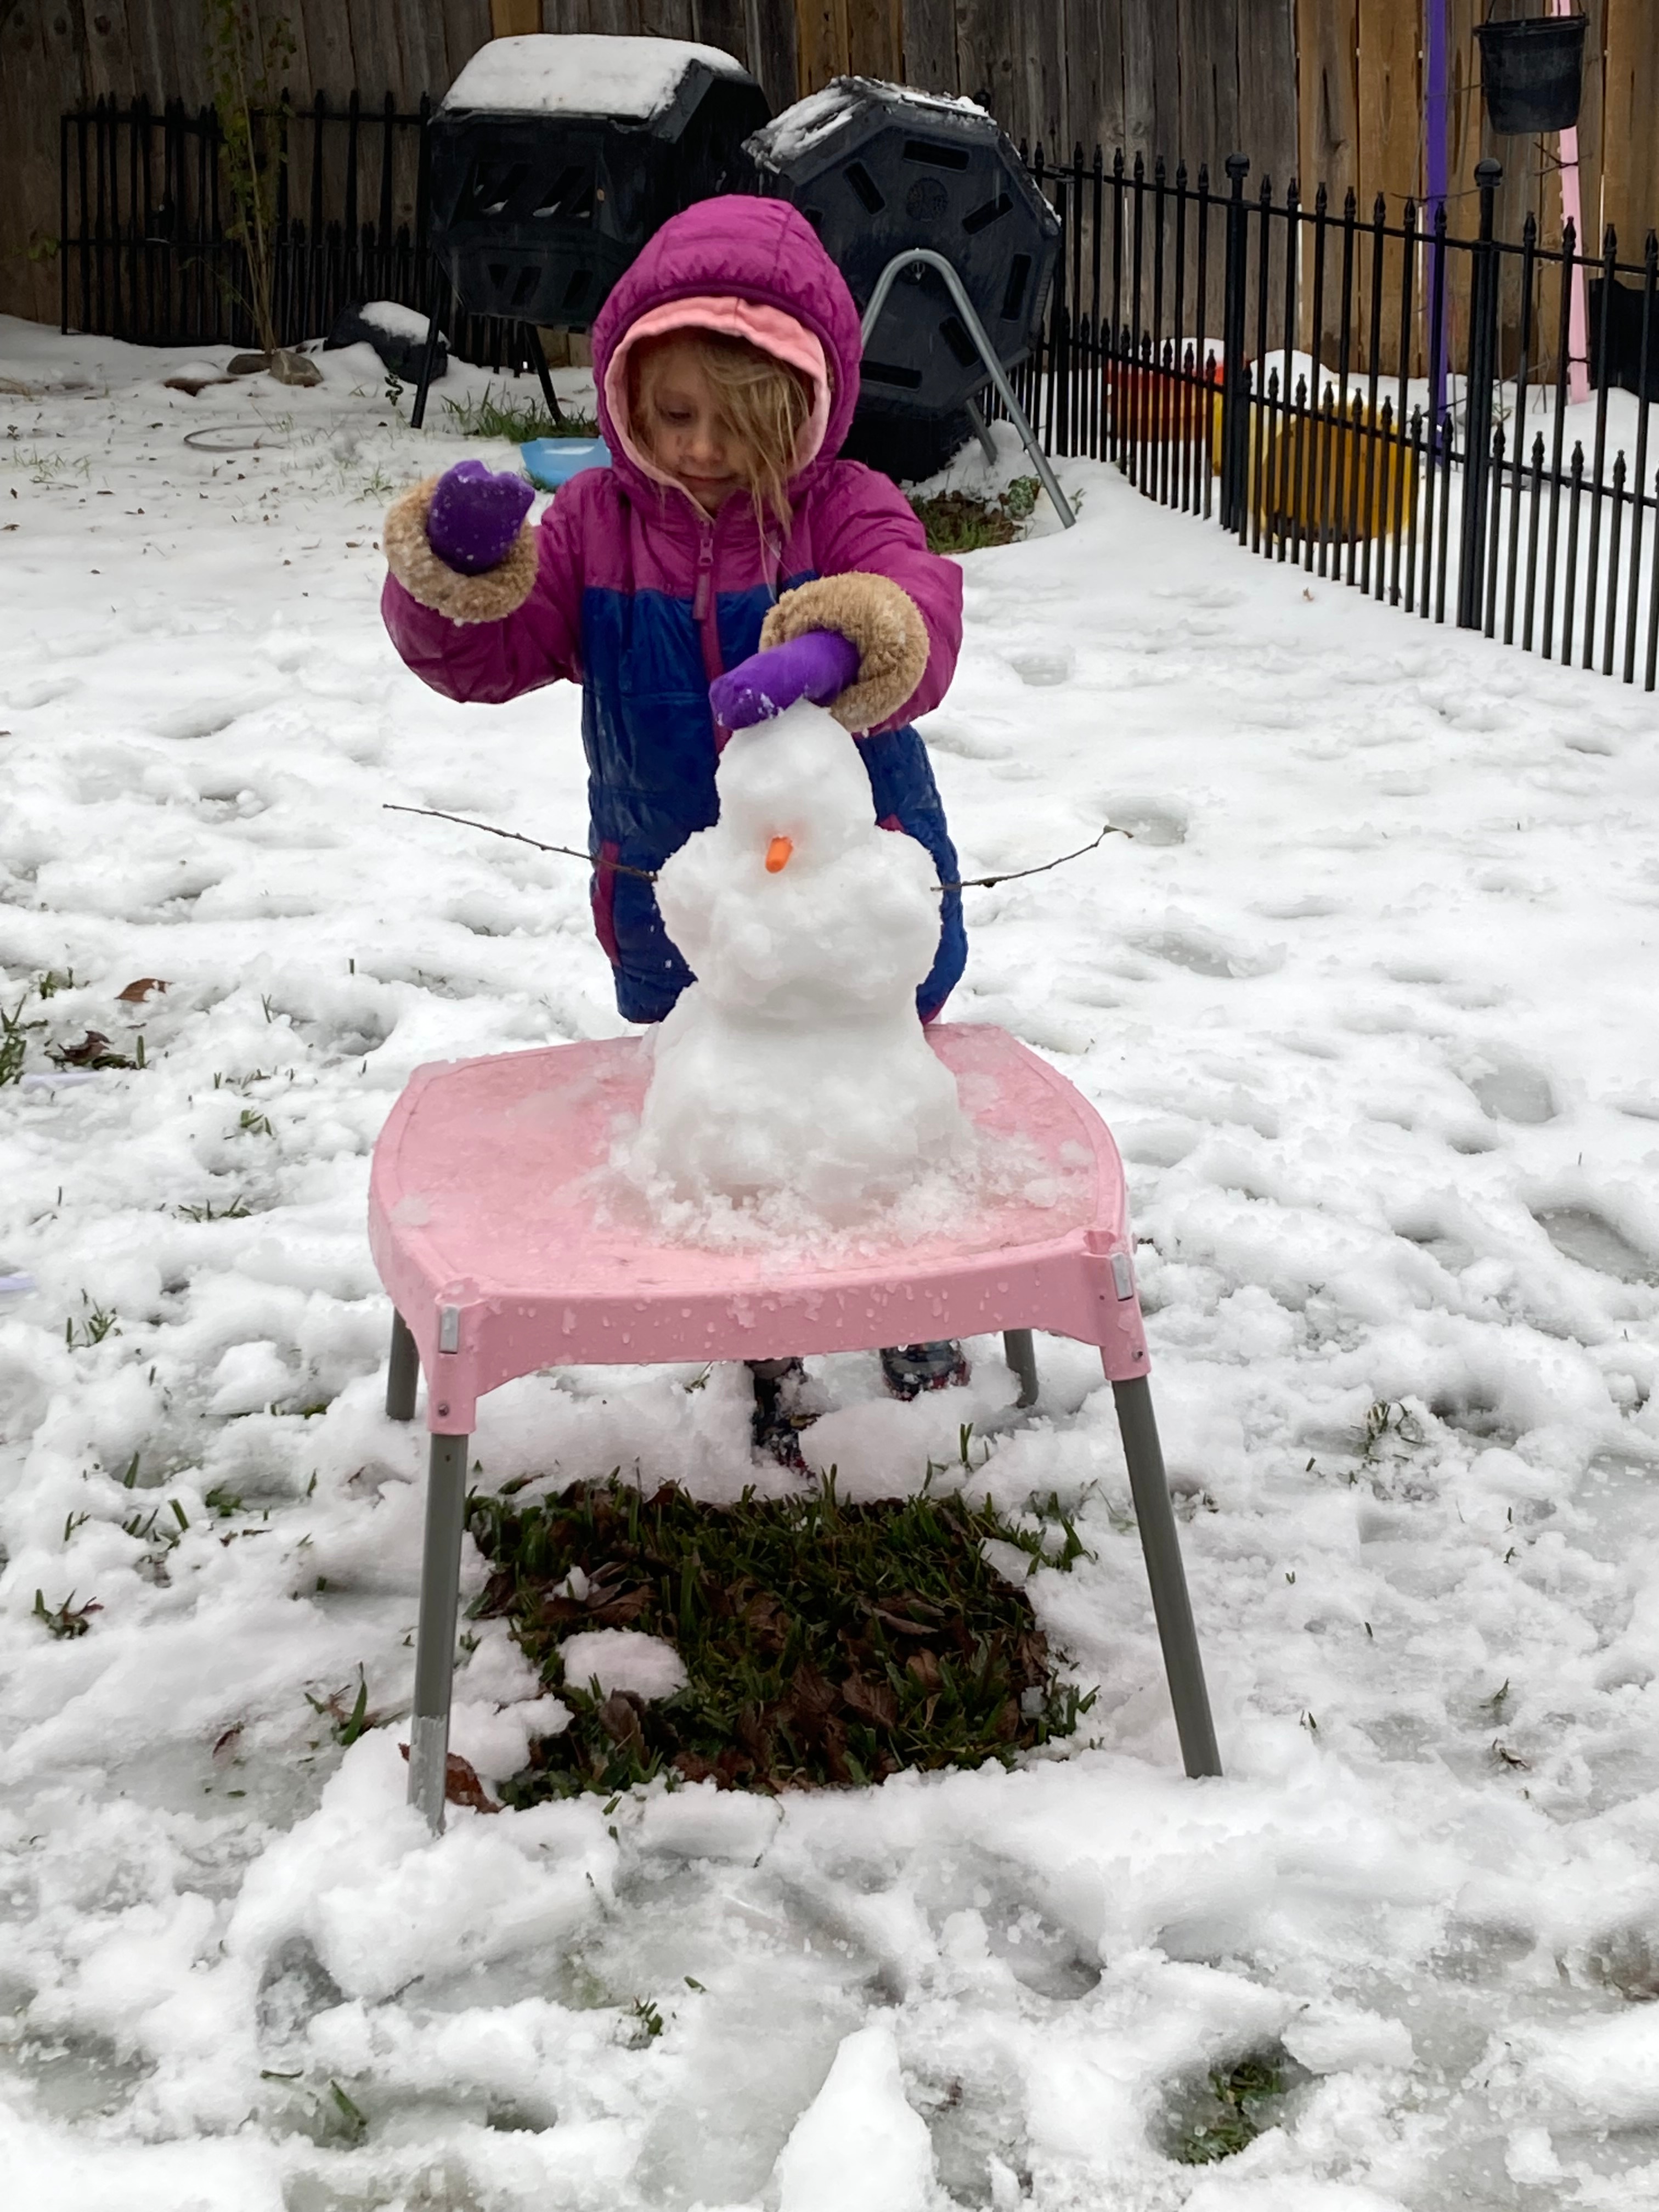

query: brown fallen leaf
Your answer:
[840,1670,899,1728]
[52,1030,114,1066]
[211,1722,244,1762]
[596,1690,647,1758]
[117,977,169,1003]
[397,1741,501,1812]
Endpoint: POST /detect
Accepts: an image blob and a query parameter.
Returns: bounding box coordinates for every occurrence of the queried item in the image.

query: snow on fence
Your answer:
[1003,146,1659,690]
[59,95,1659,689]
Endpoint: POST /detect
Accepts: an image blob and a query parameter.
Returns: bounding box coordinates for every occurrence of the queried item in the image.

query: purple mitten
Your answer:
[426,460,535,575]
[708,630,862,728]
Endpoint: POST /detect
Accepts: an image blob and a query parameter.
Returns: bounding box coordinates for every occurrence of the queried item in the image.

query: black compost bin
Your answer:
[1589,276,1659,403]
[428,33,770,330]
[1475,14,1588,136]
[742,78,1060,476]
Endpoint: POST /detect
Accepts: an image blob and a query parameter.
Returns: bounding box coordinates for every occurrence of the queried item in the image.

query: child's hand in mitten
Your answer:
[709,630,861,727]
[426,460,535,575]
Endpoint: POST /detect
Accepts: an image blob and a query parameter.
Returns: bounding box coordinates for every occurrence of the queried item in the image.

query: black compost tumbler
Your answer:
[413,33,770,425]
[743,79,1060,480]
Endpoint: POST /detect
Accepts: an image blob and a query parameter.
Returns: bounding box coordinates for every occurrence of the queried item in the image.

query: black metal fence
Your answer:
[1006,146,1659,691]
[59,94,534,375]
[59,97,1659,690]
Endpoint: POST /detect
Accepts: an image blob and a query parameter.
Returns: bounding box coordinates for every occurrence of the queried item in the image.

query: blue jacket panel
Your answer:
[582,575,967,1026]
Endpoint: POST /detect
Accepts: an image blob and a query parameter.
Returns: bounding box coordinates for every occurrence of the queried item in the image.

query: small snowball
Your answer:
[773,2021,937,2212]
[559,1627,687,1701]
[206,1338,292,1416]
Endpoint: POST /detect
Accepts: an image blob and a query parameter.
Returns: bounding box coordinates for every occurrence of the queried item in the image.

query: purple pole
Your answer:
[1426,0,1451,436]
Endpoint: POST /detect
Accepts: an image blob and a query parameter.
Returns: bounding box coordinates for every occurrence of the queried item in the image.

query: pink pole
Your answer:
[1554,0,1592,404]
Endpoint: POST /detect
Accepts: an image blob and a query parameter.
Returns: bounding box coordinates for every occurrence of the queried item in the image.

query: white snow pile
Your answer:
[746,80,990,171]
[556,1626,687,1702]
[4,322,1659,2209]
[355,300,430,345]
[443,33,748,119]
[620,700,974,1238]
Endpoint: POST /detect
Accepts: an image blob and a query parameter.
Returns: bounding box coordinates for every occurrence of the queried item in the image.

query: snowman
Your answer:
[627,699,971,1225]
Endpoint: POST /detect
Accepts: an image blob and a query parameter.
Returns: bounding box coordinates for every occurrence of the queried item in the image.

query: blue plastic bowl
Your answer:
[521,437,611,492]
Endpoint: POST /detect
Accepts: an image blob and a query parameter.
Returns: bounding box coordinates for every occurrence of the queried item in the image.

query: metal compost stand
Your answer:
[859,248,1077,528]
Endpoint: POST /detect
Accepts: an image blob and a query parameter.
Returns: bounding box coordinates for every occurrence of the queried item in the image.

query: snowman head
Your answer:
[653,699,941,1019]
[713,706,874,870]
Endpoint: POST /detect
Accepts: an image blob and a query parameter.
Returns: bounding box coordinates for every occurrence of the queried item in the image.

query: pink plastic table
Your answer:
[369,1023,1220,1827]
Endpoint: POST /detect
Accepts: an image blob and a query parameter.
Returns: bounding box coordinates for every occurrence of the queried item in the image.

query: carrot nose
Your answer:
[765,836,794,874]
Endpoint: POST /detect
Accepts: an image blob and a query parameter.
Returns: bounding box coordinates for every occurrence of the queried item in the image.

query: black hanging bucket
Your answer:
[1475,15,1588,135]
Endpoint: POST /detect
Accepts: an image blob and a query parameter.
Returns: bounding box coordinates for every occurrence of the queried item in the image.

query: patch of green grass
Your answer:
[175,1196,253,1222]
[470,1474,1095,1804]
[440,383,599,443]
[1170,2052,1293,2165]
[909,475,1041,554]
[65,1299,119,1348]
[0,988,42,1085]
[33,1588,101,1638]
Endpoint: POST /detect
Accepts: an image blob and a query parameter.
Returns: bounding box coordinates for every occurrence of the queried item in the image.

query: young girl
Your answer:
[380,194,971,1442]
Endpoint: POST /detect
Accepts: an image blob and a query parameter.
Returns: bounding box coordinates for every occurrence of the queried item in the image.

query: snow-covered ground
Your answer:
[2,317,1658,2212]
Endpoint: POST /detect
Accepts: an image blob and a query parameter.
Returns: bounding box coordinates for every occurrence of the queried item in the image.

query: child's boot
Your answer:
[747,1357,823,1469]
[880,1341,970,1399]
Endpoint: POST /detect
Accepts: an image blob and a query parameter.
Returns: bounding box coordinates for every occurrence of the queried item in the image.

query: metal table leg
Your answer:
[386,1310,419,1422]
[410,283,455,431]
[521,320,566,429]
[1003,1328,1040,1408]
[407,1432,470,1832]
[1112,1375,1222,1779]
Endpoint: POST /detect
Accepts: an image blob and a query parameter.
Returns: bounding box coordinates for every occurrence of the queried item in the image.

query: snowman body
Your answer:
[630,701,969,1222]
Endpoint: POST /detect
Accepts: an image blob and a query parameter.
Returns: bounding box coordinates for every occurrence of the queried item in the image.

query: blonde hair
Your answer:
[630,329,815,530]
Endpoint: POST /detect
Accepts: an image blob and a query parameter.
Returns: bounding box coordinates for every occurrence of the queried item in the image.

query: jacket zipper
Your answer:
[692,516,723,683]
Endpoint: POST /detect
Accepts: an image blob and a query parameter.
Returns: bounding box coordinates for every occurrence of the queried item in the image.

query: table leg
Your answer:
[386,1310,419,1423]
[1003,1328,1040,1408]
[1111,1375,1222,1779]
[408,1431,470,1833]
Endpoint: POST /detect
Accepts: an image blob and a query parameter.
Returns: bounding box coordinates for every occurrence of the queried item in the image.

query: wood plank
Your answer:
[1176,0,1222,171]
[1119,0,1156,158]
[295,0,359,100]
[794,0,849,95]
[1601,0,1659,259]
[1237,0,1295,192]
[692,0,754,70]
[0,1,83,324]
[439,0,496,94]
[1025,1,1069,151]
[1296,0,1357,201]
[490,0,544,32]
[1353,0,1420,377]
[952,0,1024,139]
[1063,0,1126,158]
[1148,0,1178,167]
[899,0,955,94]
[1356,0,1417,204]
[743,0,799,108]
[846,0,901,80]
[1576,0,1607,249]
[343,0,407,100]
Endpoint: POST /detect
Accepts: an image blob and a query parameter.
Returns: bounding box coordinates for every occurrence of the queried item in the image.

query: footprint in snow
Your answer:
[1104,796,1188,847]
[1468,1059,1556,1125]
[1534,1207,1659,1287]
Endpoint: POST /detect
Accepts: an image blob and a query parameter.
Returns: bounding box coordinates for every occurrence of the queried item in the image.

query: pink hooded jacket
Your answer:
[381,195,966,1023]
